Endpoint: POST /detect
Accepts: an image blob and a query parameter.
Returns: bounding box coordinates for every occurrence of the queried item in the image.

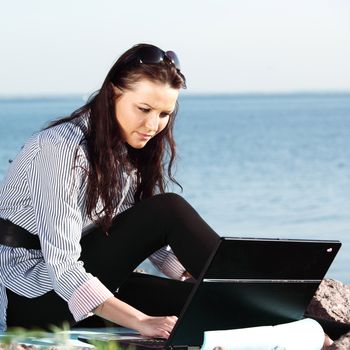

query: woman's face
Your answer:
[113,79,179,149]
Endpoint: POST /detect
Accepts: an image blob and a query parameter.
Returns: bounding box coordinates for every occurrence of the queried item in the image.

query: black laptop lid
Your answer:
[204,237,341,280]
[168,237,341,347]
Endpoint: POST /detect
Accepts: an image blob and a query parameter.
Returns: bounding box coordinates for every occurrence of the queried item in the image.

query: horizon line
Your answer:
[0,89,350,100]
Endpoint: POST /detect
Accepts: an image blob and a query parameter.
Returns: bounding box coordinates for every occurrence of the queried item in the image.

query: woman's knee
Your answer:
[155,192,182,200]
[151,193,192,216]
[153,192,188,207]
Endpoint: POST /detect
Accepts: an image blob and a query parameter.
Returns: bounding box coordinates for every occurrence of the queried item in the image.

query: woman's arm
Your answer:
[26,132,115,321]
[26,131,177,335]
[94,296,177,338]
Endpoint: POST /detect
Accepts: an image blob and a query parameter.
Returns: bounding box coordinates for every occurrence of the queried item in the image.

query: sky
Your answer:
[0,0,349,95]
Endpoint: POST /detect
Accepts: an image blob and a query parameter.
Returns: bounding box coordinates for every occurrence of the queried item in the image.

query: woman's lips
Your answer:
[136,132,154,140]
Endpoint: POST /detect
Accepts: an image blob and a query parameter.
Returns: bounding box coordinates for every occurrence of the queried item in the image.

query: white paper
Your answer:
[201,318,324,350]
[273,319,325,350]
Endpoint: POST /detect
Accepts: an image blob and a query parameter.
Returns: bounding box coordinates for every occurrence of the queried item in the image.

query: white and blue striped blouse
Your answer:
[0,114,185,331]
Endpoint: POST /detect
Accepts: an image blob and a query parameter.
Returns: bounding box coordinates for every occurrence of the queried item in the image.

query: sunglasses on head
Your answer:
[133,46,181,71]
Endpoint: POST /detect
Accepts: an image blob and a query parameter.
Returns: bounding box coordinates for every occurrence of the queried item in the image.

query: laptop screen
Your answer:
[168,237,341,347]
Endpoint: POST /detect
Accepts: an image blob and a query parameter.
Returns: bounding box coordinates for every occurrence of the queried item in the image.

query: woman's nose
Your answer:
[145,113,159,131]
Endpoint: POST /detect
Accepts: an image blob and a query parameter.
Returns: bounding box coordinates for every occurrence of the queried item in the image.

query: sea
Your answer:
[0,93,349,283]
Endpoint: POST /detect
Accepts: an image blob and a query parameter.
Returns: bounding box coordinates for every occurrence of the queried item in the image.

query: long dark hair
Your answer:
[48,43,186,232]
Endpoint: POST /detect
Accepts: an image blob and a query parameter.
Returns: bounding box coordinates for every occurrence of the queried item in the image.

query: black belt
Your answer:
[0,218,41,250]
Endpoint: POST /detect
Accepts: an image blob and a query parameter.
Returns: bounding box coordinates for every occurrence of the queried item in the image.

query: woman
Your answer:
[0,44,335,349]
[0,43,220,337]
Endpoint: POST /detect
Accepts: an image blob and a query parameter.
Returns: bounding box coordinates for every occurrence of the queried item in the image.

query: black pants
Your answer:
[6,193,220,329]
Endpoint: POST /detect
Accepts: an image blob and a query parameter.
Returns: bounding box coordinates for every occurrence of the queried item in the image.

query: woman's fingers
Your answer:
[162,316,177,332]
[156,316,177,335]
[138,315,178,338]
[155,328,171,339]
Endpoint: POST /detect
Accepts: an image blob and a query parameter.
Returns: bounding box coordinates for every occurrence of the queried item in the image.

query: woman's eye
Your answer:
[160,113,170,118]
[139,107,150,113]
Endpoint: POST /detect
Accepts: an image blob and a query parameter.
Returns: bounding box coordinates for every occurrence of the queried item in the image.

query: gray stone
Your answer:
[306,279,350,324]
[306,279,350,349]
[327,332,350,350]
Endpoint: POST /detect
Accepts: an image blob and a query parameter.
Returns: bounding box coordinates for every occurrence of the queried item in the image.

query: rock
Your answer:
[306,279,350,349]
[306,279,350,324]
[327,332,350,349]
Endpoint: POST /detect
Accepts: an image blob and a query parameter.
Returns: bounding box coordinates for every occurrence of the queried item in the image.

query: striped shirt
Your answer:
[0,114,185,331]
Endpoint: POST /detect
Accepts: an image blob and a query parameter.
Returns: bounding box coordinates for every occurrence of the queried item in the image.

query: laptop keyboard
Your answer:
[122,337,166,348]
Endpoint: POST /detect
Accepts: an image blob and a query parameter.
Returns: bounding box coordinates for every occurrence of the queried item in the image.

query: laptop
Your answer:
[78,236,341,349]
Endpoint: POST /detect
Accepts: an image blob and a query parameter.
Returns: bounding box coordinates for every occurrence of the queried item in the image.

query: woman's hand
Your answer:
[180,271,193,281]
[94,296,178,339]
[137,315,178,339]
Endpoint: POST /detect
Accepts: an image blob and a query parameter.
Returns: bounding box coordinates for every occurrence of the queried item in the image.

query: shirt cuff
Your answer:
[68,277,114,322]
[149,246,186,280]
